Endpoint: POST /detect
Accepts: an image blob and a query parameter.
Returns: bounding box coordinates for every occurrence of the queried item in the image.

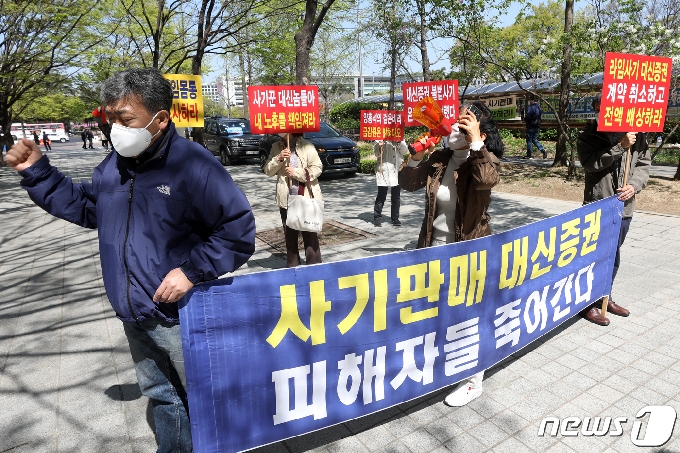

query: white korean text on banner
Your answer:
[247,85,320,134]
[598,52,673,132]
[402,80,459,127]
[179,196,622,452]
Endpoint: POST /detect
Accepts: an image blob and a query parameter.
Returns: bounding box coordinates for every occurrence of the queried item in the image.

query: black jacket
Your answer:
[577,120,650,218]
[525,103,542,128]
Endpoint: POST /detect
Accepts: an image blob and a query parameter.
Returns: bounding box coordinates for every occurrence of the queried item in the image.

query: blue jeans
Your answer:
[124,319,192,453]
[526,127,545,157]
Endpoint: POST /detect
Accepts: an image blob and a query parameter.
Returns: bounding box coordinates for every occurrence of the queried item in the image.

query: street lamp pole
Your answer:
[225,62,232,118]
[357,0,362,99]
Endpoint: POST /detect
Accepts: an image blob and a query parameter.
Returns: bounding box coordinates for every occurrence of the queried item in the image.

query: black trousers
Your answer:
[279,207,322,268]
[612,216,632,284]
[586,216,631,310]
[374,185,401,220]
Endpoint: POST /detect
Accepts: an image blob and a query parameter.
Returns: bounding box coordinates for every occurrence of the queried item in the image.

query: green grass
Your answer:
[651,147,680,165]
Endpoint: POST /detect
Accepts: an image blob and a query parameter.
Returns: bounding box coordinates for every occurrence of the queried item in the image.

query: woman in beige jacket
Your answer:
[264,133,323,267]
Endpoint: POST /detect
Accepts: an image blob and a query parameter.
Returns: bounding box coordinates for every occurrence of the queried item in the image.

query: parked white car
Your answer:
[45,131,69,143]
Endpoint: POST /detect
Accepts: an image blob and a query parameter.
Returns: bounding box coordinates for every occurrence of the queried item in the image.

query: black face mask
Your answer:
[592,109,625,146]
[596,130,627,146]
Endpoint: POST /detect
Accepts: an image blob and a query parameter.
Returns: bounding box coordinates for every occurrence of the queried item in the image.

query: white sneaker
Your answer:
[444,382,483,407]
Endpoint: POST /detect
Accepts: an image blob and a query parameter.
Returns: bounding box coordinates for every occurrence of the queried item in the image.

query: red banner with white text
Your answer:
[598,52,673,132]
[402,80,459,127]
[248,85,320,134]
[360,110,404,141]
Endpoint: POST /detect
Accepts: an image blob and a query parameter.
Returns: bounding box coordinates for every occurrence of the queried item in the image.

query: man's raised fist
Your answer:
[5,138,42,172]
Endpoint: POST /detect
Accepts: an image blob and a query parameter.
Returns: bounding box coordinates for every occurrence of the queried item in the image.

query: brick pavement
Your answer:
[2,141,680,452]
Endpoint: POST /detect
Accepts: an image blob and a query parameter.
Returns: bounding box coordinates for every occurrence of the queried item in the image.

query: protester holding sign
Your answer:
[373,140,409,227]
[5,68,256,452]
[577,93,650,325]
[399,101,503,406]
[264,133,323,267]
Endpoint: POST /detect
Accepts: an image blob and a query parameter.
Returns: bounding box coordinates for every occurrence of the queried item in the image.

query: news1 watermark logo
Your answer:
[538,406,678,447]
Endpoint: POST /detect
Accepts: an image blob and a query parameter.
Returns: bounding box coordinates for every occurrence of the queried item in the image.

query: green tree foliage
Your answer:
[203,97,230,117]
[17,94,88,123]
[0,0,104,165]
[496,1,565,79]
[250,12,299,85]
[312,12,357,116]
[367,0,416,108]
[575,0,680,72]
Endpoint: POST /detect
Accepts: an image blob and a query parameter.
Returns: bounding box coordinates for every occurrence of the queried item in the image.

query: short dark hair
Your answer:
[101,68,173,114]
[472,100,504,158]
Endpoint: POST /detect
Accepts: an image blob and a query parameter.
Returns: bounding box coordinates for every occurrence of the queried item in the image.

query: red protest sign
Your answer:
[402,80,459,127]
[247,85,320,134]
[598,52,673,132]
[360,110,404,141]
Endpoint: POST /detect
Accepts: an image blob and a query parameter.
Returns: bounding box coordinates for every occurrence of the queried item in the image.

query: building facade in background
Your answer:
[202,77,245,108]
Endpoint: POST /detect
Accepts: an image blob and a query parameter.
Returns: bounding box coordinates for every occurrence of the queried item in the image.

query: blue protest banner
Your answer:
[179,196,623,453]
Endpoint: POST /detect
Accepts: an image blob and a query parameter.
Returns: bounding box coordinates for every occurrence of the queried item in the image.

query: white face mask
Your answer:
[446,123,468,150]
[111,112,161,157]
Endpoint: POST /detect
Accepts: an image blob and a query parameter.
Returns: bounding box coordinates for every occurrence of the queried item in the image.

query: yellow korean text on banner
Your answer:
[163,74,204,128]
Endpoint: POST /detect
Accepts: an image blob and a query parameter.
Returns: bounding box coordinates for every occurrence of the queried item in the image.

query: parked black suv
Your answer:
[259,122,359,176]
[203,117,263,165]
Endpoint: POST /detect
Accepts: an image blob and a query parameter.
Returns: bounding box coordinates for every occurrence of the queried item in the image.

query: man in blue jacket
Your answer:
[5,68,256,452]
[524,97,547,159]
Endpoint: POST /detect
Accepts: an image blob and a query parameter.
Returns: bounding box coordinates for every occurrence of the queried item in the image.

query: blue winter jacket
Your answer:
[525,102,542,128]
[19,123,256,323]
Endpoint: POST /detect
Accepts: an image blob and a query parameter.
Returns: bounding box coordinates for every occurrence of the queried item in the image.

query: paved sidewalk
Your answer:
[2,142,680,452]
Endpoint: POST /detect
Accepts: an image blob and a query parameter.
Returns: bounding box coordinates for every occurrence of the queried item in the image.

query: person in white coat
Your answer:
[373,139,410,227]
[264,133,323,267]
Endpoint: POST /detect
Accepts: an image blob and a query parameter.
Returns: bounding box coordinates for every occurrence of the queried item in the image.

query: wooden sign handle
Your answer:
[286,134,292,190]
[379,142,384,175]
[622,146,631,187]
[601,295,609,318]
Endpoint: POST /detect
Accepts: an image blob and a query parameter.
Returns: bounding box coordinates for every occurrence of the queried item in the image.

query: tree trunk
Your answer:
[153,0,165,69]
[295,30,312,85]
[0,112,14,167]
[388,41,397,110]
[417,0,430,81]
[553,0,573,170]
[191,48,206,146]
[651,121,679,161]
[295,0,336,85]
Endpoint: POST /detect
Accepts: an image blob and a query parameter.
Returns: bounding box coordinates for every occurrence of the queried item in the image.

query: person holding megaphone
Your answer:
[399,100,503,407]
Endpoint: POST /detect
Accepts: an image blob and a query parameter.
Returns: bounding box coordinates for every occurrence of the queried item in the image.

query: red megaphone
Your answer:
[411,96,453,137]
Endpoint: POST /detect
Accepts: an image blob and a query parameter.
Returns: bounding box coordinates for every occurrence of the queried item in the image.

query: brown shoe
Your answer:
[607,299,630,317]
[580,307,610,326]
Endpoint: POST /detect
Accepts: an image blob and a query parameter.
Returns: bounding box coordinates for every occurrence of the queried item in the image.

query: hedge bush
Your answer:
[359,160,376,174]
[328,102,383,130]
